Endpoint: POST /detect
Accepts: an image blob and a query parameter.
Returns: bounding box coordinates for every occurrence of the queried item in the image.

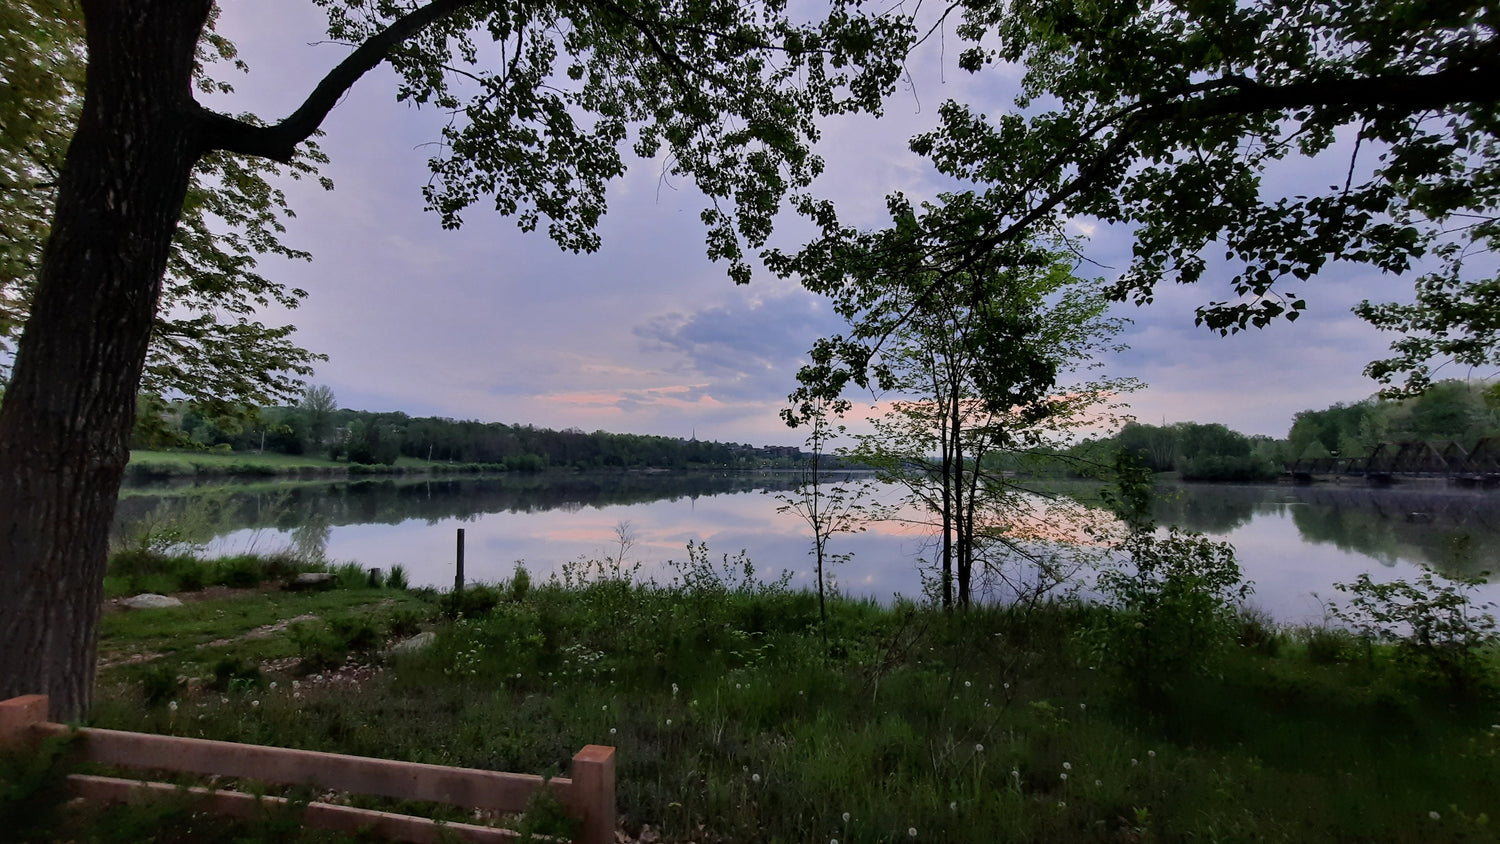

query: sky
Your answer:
[201,0,1434,446]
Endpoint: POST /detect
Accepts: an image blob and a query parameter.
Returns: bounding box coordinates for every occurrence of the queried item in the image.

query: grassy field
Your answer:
[6,546,1500,843]
[124,449,473,481]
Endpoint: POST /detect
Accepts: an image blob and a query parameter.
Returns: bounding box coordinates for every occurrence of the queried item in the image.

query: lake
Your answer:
[113,472,1500,623]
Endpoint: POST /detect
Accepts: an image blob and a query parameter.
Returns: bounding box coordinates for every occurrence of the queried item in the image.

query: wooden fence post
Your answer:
[0,695,48,749]
[455,527,466,592]
[568,745,616,844]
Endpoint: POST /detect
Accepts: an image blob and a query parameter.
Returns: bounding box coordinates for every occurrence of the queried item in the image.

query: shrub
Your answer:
[1303,625,1357,665]
[1236,606,1283,656]
[510,563,531,602]
[209,657,263,692]
[1095,528,1252,695]
[139,665,183,707]
[388,608,428,639]
[215,556,264,588]
[441,584,501,618]
[1332,572,1499,691]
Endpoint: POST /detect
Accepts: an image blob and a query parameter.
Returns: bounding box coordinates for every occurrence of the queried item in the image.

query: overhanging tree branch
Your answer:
[196,0,481,162]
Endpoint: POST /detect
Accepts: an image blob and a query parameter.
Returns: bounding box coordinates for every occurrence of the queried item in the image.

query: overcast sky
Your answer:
[204,1,1431,446]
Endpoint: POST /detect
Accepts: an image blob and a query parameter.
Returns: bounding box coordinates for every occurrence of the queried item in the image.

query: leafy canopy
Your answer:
[0,1,330,418]
[274,0,914,285]
[777,0,1498,395]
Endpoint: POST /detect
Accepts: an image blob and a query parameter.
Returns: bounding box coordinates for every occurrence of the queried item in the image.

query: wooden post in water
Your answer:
[454,528,465,592]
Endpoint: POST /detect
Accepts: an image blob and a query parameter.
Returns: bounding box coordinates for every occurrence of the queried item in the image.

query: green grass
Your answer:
[13,567,1500,843]
[123,449,489,482]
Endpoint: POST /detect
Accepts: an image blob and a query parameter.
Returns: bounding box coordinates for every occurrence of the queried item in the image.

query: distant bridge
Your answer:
[1287,437,1500,487]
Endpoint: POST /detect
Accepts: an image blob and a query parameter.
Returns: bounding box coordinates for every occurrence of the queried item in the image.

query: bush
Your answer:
[1236,606,1283,656]
[209,657,263,692]
[1178,454,1279,482]
[1332,572,1499,691]
[216,556,264,588]
[510,564,531,602]
[1304,626,1357,665]
[441,584,502,618]
[1094,528,1251,695]
[139,664,183,707]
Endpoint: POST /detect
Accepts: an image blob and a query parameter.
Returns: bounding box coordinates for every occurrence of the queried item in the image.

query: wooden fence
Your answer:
[0,695,614,844]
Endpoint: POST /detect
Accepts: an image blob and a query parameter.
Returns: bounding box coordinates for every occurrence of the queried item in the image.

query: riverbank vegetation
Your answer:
[1031,379,1500,484]
[129,386,835,475]
[8,536,1500,843]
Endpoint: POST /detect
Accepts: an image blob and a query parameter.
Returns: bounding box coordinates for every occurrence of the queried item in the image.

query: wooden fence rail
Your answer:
[0,695,614,844]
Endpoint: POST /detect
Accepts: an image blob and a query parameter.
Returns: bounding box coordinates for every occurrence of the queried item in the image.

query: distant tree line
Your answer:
[1286,381,1500,463]
[1061,380,1500,483]
[1109,422,1282,482]
[133,386,827,470]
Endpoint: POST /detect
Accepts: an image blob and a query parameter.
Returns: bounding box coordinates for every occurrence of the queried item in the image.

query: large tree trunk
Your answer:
[0,0,211,720]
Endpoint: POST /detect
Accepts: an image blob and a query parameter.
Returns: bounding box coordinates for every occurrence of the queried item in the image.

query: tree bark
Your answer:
[0,0,212,720]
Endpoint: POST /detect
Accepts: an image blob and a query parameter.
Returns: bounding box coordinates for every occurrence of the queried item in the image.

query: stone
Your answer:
[390,631,437,654]
[288,572,337,591]
[122,593,183,609]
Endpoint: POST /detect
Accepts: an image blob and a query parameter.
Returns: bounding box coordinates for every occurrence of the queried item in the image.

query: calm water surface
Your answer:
[114,473,1500,623]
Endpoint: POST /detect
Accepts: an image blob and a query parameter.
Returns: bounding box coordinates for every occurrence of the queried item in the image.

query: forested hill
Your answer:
[1083,379,1500,483]
[134,401,813,470]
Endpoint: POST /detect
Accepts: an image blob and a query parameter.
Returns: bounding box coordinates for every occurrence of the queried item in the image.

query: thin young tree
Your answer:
[777,397,866,646]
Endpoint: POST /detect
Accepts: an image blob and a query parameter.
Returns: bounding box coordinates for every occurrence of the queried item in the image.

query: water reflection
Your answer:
[114,474,1500,622]
[1148,482,1500,579]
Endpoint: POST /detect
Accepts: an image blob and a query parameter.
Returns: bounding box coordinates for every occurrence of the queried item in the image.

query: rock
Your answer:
[122,593,183,609]
[390,631,437,654]
[288,572,336,591]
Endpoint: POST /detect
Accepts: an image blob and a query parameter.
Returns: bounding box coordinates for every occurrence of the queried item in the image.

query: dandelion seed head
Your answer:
[752,774,761,784]
[1060,772,1068,781]
[1062,762,1071,770]
[842,812,850,823]
[908,827,917,837]
[975,743,984,752]
[1430,811,1442,821]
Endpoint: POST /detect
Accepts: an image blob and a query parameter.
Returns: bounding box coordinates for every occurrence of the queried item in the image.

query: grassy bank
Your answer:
[7,551,1500,842]
[124,449,507,482]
